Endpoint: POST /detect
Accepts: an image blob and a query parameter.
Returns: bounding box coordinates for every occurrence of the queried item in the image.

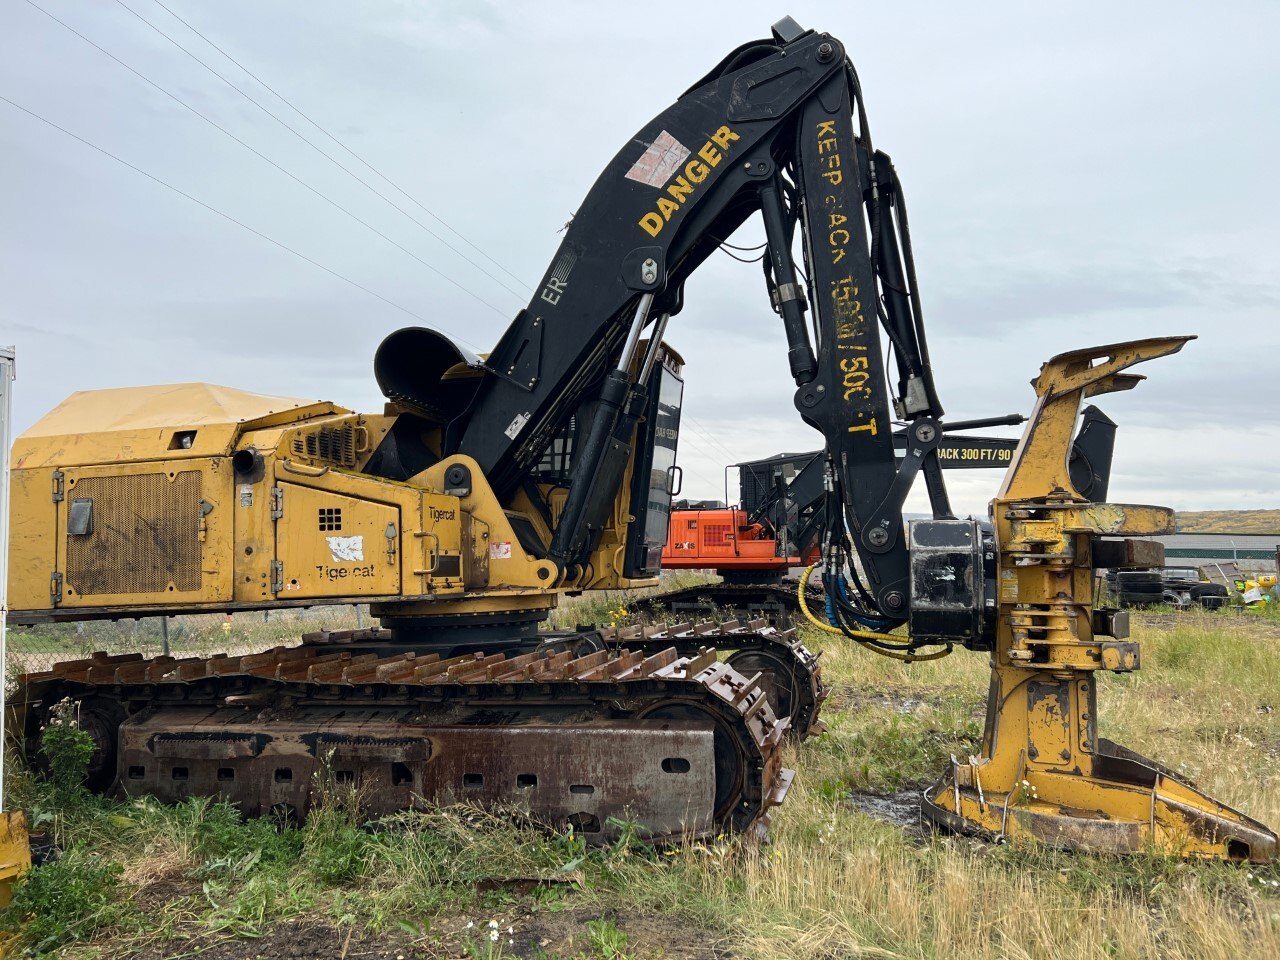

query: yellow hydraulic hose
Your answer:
[797,562,952,663]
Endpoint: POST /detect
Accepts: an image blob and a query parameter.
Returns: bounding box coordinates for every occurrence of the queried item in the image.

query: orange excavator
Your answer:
[651,408,1117,622]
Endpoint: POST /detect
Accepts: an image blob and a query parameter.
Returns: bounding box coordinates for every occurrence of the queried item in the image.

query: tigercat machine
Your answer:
[8,19,1275,858]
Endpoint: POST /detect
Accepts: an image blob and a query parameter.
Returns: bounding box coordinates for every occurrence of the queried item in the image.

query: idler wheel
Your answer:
[636,701,745,822]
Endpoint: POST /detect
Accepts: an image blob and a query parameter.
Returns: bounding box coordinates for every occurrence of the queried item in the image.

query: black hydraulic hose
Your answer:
[821,480,880,612]
[760,174,817,384]
[846,62,939,417]
[847,62,919,403]
[846,62,873,155]
[890,170,939,409]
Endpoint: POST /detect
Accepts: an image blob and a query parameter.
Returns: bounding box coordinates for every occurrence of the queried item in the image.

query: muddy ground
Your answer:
[123,908,730,960]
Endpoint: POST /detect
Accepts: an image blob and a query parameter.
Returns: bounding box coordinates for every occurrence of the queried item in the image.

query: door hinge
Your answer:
[52,470,65,503]
[270,560,284,594]
[270,486,284,520]
[50,571,63,606]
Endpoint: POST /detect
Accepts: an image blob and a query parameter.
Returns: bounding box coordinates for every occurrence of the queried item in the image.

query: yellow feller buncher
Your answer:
[8,19,1276,859]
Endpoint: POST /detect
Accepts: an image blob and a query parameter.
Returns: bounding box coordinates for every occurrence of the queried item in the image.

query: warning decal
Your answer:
[625,130,690,187]
[327,536,365,562]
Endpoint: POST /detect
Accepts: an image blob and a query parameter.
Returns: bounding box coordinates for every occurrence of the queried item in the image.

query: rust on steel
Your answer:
[18,631,794,843]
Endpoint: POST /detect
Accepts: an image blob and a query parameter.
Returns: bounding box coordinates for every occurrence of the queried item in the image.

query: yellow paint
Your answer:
[273,483,401,599]
[8,345,669,667]
[929,335,1276,861]
[638,126,740,237]
[6,385,478,622]
[0,811,30,909]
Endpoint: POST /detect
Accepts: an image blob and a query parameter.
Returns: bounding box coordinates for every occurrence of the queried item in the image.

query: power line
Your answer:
[115,1,763,483]
[684,413,743,465]
[25,2,753,485]
[145,0,534,294]
[6,89,740,498]
[24,0,514,322]
[0,94,485,351]
[110,0,532,302]
[675,461,731,499]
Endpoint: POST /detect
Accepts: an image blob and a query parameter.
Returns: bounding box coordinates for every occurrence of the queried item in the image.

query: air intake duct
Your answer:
[373,327,485,422]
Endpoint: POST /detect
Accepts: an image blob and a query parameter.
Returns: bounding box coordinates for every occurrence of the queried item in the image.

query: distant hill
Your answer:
[1175,510,1280,534]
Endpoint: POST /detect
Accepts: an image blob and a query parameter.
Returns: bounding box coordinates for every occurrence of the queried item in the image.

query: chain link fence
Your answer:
[7,605,366,678]
[5,572,722,680]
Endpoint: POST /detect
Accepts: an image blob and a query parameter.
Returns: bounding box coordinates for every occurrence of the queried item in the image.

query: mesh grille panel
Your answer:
[66,471,202,595]
[291,424,357,467]
[703,523,733,547]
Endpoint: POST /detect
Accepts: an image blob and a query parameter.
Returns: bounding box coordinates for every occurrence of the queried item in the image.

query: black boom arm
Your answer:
[447,18,951,618]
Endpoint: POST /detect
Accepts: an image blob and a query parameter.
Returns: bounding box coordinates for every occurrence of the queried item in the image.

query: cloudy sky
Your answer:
[2,1,1276,515]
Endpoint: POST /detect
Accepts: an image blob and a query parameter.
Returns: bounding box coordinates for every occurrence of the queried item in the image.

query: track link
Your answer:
[599,618,827,738]
[631,582,823,627]
[18,642,792,843]
[298,617,827,739]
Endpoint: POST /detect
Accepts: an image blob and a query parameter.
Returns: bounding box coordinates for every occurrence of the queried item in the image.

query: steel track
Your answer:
[18,629,801,843]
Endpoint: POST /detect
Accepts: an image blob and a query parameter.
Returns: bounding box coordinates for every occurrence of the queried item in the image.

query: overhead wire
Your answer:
[114,0,750,491]
[22,0,514,323]
[683,414,742,467]
[107,0,531,303]
[24,0,737,500]
[0,94,483,347]
[123,0,797,492]
[22,2,781,505]
[144,0,533,294]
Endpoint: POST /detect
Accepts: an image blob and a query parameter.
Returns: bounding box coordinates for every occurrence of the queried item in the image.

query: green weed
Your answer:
[0,848,129,957]
[585,918,634,960]
[37,697,95,799]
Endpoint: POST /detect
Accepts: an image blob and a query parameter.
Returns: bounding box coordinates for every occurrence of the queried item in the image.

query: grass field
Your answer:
[1175,509,1280,535]
[5,603,1280,959]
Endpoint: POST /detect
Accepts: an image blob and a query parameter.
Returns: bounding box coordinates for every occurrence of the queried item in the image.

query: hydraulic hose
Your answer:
[797,563,952,663]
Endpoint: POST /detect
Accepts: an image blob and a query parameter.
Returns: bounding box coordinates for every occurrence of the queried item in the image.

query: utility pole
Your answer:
[0,345,32,900]
[0,346,13,808]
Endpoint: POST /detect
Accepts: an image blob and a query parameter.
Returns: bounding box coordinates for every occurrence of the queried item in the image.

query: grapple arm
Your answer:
[923,337,1278,863]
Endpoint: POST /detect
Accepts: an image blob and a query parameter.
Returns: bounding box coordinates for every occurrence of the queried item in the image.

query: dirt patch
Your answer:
[825,686,943,714]
[117,907,729,960]
[847,785,933,837]
[131,872,203,918]
[505,906,730,959]
[123,917,421,960]
[847,787,924,829]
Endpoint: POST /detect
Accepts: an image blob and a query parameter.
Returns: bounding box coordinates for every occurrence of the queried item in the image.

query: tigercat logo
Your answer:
[429,506,456,521]
[638,126,741,238]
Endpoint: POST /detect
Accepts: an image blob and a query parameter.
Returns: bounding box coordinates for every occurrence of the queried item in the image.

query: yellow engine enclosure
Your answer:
[6,382,585,623]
